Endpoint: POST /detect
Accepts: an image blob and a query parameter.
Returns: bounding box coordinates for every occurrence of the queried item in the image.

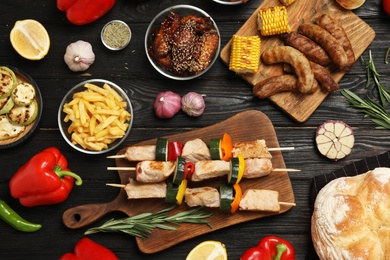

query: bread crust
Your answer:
[311,167,390,260]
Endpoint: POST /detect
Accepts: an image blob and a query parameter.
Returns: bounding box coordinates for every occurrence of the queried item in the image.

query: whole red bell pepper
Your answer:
[384,0,390,15]
[9,147,82,207]
[59,238,119,260]
[240,235,295,260]
[57,0,116,25]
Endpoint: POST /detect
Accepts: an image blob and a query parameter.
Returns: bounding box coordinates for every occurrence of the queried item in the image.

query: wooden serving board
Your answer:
[220,0,376,122]
[62,110,295,253]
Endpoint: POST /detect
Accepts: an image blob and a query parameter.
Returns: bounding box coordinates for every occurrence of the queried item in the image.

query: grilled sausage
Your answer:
[253,74,319,99]
[261,46,315,94]
[316,14,355,69]
[310,62,339,92]
[283,62,339,93]
[298,23,348,70]
[283,32,332,66]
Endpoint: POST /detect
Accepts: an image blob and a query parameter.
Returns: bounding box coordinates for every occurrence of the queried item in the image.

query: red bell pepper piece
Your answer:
[9,147,82,207]
[59,238,119,260]
[167,141,183,161]
[183,161,195,179]
[240,235,295,260]
[57,0,116,25]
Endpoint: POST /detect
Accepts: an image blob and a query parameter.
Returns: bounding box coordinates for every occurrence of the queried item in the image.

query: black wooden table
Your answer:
[1,0,390,259]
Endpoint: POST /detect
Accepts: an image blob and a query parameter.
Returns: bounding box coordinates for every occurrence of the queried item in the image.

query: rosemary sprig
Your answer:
[84,205,213,238]
[341,89,390,130]
[361,50,390,107]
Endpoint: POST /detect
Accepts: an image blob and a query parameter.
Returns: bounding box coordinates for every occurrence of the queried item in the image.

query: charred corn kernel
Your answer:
[279,0,296,6]
[229,35,261,74]
[257,6,291,36]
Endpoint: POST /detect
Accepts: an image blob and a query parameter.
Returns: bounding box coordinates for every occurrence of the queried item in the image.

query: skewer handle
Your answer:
[106,183,126,188]
[268,147,295,151]
[107,166,136,171]
[106,154,126,159]
[279,201,296,206]
[273,168,301,172]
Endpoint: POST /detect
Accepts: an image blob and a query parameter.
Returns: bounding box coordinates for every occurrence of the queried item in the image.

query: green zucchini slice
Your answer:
[156,138,168,161]
[219,184,233,211]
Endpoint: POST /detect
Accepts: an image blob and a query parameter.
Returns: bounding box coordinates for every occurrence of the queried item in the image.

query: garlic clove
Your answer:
[64,40,95,72]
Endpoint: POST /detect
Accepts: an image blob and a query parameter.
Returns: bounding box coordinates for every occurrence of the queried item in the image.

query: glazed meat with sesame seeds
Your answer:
[149,11,219,76]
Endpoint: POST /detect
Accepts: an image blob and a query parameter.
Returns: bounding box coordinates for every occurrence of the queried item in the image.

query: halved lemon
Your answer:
[10,19,50,60]
[186,240,228,260]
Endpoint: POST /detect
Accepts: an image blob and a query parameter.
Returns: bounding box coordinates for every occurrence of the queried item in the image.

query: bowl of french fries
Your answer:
[58,79,133,154]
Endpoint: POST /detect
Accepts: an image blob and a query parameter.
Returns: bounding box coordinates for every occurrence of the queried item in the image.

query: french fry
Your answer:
[62,82,131,151]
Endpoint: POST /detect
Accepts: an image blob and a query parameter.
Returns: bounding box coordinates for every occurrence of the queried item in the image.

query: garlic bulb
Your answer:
[154,91,182,118]
[64,40,95,72]
[181,92,205,117]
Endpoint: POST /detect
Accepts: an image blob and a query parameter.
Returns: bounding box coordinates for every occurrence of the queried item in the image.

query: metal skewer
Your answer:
[107,166,300,172]
[106,147,295,159]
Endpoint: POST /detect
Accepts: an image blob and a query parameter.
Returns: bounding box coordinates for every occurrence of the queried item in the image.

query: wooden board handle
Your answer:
[62,202,117,229]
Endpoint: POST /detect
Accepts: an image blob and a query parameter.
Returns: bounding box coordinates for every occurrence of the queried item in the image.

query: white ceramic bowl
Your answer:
[58,79,133,154]
[145,5,221,80]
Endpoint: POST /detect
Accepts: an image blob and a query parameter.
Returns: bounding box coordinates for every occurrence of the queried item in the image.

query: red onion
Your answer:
[154,91,181,118]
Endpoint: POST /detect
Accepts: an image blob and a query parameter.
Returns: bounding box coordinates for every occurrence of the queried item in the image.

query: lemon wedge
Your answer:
[186,240,228,260]
[10,19,50,60]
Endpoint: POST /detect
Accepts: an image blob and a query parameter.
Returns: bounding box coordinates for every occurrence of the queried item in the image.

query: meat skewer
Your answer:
[108,161,175,183]
[106,181,296,213]
[107,157,300,183]
[107,138,293,161]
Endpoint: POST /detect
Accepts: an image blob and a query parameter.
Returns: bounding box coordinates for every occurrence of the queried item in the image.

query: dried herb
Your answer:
[102,21,131,50]
[84,205,213,238]
[341,50,390,130]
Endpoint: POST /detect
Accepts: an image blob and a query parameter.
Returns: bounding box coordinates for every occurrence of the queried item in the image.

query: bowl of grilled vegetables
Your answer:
[145,5,221,80]
[58,79,133,155]
[0,66,42,149]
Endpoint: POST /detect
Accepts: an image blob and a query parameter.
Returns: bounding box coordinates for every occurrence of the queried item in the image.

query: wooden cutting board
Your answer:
[62,110,295,253]
[220,0,376,122]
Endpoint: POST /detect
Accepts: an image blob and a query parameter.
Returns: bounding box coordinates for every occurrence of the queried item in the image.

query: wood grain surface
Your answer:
[62,110,295,253]
[220,0,375,122]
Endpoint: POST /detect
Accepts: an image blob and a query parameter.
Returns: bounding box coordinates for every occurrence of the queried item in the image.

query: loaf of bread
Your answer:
[311,167,390,260]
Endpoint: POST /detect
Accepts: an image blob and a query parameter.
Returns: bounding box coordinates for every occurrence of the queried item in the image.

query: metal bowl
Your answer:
[101,20,132,51]
[58,79,133,154]
[145,5,221,80]
[212,0,248,5]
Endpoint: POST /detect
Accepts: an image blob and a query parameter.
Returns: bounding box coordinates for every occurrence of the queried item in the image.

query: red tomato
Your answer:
[384,0,390,15]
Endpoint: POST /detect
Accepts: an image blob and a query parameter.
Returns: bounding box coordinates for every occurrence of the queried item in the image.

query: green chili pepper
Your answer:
[0,199,42,232]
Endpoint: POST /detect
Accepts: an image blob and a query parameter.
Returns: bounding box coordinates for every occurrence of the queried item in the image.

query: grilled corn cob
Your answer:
[257,6,291,36]
[279,0,296,6]
[229,35,261,74]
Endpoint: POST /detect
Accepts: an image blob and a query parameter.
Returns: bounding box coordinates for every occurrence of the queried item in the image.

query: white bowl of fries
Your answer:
[58,79,133,154]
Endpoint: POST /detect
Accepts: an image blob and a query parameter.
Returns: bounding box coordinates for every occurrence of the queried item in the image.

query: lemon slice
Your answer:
[186,240,227,260]
[10,19,50,60]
